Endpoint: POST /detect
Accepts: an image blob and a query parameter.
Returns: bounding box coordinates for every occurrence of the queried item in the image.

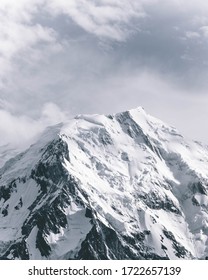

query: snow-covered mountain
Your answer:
[0,107,208,260]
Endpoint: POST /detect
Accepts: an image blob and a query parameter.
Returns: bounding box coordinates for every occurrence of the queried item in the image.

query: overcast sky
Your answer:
[1,0,208,148]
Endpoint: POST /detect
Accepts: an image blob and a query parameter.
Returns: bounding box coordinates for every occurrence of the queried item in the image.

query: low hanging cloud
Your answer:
[0,102,70,148]
[41,102,69,125]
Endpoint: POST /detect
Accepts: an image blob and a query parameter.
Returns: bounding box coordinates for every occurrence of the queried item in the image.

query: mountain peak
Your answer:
[128,106,145,113]
[0,108,208,260]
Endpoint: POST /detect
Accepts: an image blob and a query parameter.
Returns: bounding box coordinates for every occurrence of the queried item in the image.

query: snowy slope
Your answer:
[0,107,208,260]
[0,144,21,169]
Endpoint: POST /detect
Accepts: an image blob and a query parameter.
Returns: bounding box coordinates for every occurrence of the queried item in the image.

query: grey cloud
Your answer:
[45,0,146,41]
[1,0,208,146]
[0,102,69,148]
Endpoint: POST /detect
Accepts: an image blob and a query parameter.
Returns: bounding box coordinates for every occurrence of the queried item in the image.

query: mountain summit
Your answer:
[0,107,208,260]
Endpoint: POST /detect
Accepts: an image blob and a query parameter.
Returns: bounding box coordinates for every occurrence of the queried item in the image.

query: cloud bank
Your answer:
[0,102,69,148]
[1,0,208,148]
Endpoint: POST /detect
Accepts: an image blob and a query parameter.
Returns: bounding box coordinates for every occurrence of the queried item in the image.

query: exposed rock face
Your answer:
[0,108,208,259]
